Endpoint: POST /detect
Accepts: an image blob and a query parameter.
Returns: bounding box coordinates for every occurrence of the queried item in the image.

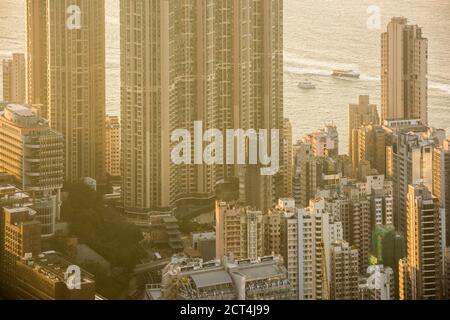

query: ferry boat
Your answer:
[298,80,316,89]
[331,69,360,79]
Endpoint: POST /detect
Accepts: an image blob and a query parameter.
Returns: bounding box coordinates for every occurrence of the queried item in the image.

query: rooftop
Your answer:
[1,103,48,128]
[0,184,17,193]
[192,231,216,241]
[145,285,163,300]
[190,270,233,288]
[7,104,35,117]
[20,251,95,285]
[232,263,285,281]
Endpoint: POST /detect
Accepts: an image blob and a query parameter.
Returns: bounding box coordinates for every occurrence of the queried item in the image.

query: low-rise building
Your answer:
[15,251,96,300]
[359,265,395,300]
[0,193,41,297]
[150,255,293,300]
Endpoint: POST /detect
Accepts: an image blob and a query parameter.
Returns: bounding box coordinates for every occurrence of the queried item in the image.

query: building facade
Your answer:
[433,138,450,244]
[304,124,339,158]
[354,125,387,178]
[26,0,48,118]
[264,198,295,256]
[120,0,284,218]
[152,255,292,300]
[343,181,371,275]
[0,201,41,297]
[105,116,121,177]
[0,104,64,236]
[366,175,394,227]
[282,198,343,300]
[27,0,106,183]
[282,119,293,197]
[330,240,359,300]
[401,183,442,300]
[385,121,441,234]
[215,201,264,260]
[2,53,26,104]
[15,251,96,300]
[359,265,395,300]
[381,17,428,124]
[348,95,380,177]
[293,141,321,208]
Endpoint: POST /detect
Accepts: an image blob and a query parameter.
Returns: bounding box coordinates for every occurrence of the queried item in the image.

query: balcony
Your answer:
[24,143,41,149]
[25,172,41,177]
[25,158,41,163]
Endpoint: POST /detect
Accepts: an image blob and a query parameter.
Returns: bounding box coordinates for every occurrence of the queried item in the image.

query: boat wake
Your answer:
[284,54,450,96]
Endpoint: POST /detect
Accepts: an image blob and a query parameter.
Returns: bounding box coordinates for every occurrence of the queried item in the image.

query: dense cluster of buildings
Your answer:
[160,16,449,301]
[0,181,97,299]
[0,0,449,301]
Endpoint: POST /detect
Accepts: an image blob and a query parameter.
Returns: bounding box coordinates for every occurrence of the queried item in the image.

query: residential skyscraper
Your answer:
[282,198,343,300]
[398,258,409,300]
[365,175,394,227]
[444,247,450,299]
[26,0,106,183]
[105,116,121,177]
[354,125,387,178]
[330,240,359,300]
[264,198,295,256]
[348,95,380,176]
[321,193,351,243]
[343,181,371,274]
[120,0,284,218]
[2,54,26,104]
[234,0,284,212]
[319,177,377,276]
[215,201,264,260]
[279,205,300,299]
[282,119,293,197]
[433,138,450,244]
[26,0,47,118]
[0,104,64,236]
[292,141,321,208]
[381,17,428,124]
[401,183,442,300]
[385,120,442,234]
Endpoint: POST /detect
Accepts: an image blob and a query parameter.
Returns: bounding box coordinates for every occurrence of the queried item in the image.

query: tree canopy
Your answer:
[61,183,144,270]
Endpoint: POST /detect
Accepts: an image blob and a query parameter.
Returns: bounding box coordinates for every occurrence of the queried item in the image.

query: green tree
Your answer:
[61,183,144,270]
